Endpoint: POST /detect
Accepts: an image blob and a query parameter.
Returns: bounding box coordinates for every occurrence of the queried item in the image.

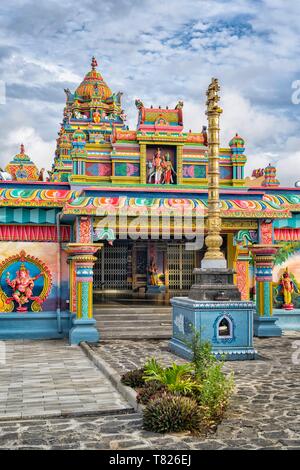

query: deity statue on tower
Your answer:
[162,152,175,184]
[153,147,163,184]
[206,78,222,113]
[6,264,44,312]
[93,108,101,123]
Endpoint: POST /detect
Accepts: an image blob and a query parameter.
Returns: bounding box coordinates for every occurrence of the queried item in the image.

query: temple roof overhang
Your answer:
[262,193,300,212]
[0,184,299,222]
[0,188,78,207]
[61,195,290,219]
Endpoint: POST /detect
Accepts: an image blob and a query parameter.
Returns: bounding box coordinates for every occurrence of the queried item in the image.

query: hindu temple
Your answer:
[0,57,299,344]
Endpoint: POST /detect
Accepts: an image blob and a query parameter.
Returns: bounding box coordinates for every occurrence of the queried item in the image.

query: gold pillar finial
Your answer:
[203,78,226,265]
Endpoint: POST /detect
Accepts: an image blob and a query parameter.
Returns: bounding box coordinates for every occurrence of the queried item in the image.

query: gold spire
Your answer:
[203,78,225,264]
[91,56,98,70]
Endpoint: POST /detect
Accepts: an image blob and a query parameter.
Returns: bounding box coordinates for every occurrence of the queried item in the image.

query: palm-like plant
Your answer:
[143,358,201,394]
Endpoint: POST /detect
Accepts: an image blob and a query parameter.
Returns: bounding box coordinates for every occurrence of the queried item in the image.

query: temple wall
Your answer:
[0,241,69,313]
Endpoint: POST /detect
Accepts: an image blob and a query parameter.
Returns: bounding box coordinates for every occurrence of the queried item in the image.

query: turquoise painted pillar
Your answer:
[233,165,237,179]
[250,245,282,337]
[76,263,94,320]
[64,243,103,345]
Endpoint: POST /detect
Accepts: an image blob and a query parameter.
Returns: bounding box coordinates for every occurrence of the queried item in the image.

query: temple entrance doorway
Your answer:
[93,240,203,303]
[93,241,130,291]
[92,236,229,339]
[167,243,196,293]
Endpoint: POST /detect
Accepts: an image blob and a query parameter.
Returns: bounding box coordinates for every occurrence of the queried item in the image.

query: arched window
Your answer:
[218,317,232,338]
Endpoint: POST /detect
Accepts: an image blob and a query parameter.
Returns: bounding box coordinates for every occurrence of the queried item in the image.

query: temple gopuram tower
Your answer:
[51,57,126,183]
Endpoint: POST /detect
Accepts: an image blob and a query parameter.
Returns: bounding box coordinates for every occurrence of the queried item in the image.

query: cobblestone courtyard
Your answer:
[0,333,300,449]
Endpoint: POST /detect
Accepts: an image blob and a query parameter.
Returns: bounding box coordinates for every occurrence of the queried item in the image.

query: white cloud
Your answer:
[276,151,300,187]
[5,126,55,171]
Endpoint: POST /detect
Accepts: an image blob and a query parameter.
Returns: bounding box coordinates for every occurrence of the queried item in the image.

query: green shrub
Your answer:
[198,363,235,428]
[143,393,202,434]
[121,368,145,389]
[143,358,200,395]
[131,335,235,434]
[187,329,217,381]
[185,330,235,428]
[136,381,165,405]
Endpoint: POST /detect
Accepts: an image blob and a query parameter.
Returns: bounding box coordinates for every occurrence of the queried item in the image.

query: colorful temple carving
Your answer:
[46,58,247,187]
[0,57,300,343]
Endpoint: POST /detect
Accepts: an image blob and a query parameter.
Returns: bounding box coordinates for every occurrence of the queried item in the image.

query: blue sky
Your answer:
[0,0,299,185]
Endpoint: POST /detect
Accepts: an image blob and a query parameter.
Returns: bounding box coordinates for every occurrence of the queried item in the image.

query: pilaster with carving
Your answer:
[63,243,102,344]
[176,145,183,185]
[250,244,282,337]
[236,247,251,300]
[140,143,147,184]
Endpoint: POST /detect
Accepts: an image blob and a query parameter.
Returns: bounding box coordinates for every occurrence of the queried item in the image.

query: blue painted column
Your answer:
[64,243,102,345]
[250,245,282,337]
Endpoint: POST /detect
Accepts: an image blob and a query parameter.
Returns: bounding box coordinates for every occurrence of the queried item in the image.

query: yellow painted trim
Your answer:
[77,283,82,319]
[111,176,140,183]
[227,234,238,280]
[140,143,147,184]
[88,282,93,318]
[113,153,140,157]
[181,178,208,185]
[270,285,273,317]
[86,143,112,150]
[112,158,139,162]
[70,175,110,183]
[177,145,183,185]
[94,217,258,232]
[259,282,264,316]
[180,178,241,187]
[232,179,246,187]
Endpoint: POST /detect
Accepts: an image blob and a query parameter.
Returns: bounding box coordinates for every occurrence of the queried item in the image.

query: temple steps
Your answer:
[93,307,172,339]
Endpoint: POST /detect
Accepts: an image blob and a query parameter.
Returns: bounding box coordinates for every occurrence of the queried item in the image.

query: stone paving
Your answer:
[0,334,300,449]
[0,340,132,420]
[87,332,300,449]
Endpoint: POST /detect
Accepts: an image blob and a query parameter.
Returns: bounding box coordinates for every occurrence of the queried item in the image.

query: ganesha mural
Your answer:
[0,250,52,312]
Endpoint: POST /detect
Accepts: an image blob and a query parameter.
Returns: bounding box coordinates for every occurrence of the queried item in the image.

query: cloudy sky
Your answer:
[0,0,299,185]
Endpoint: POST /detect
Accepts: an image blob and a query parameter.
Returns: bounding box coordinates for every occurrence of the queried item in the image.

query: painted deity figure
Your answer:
[6,264,43,312]
[74,110,87,120]
[93,108,101,123]
[147,160,155,183]
[162,152,175,184]
[63,107,72,124]
[148,259,159,286]
[280,270,294,310]
[153,148,163,184]
[120,109,127,122]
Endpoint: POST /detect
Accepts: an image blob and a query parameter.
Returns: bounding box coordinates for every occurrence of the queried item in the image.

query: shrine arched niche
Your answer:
[146,145,177,185]
[0,250,52,312]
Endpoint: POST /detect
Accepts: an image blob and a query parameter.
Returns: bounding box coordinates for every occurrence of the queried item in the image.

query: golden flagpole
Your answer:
[202,78,226,267]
